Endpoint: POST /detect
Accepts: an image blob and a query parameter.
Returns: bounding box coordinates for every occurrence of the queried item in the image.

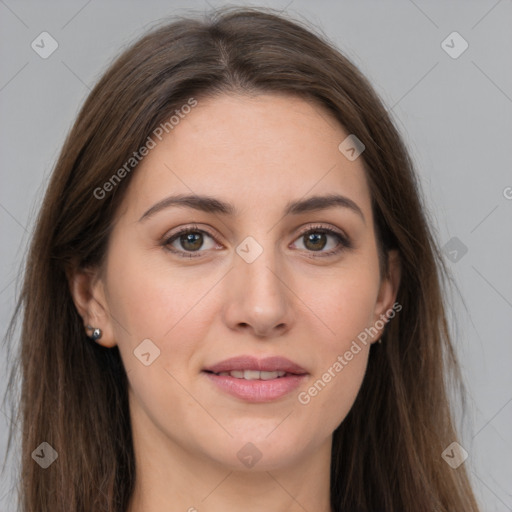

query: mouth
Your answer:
[202,355,308,402]
[205,369,290,380]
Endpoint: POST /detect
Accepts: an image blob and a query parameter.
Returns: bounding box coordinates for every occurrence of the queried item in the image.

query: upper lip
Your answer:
[203,356,308,375]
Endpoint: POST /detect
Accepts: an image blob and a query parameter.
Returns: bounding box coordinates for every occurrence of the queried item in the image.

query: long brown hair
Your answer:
[3,6,480,511]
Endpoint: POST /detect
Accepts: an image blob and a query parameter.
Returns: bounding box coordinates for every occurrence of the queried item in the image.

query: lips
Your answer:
[203,355,308,376]
[215,369,287,380]
[202,355,308,403]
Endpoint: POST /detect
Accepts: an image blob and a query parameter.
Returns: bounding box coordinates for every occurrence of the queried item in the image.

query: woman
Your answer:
[4,6,481,511]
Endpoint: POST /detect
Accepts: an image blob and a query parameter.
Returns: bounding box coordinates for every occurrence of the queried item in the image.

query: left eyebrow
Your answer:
[284,194,365,223]
[138,193,365,223]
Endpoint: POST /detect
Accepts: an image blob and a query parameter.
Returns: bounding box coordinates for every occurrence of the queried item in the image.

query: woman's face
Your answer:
[77,93,399,472]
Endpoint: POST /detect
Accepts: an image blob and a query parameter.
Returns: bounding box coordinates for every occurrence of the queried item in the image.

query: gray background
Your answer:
[1,0,511,510]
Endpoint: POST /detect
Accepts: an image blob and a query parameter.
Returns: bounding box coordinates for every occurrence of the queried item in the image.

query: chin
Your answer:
[200,429,313,472]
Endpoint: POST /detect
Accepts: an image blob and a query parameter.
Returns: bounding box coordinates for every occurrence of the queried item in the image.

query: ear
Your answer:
[67,266,117,348]
[370,249,401,344]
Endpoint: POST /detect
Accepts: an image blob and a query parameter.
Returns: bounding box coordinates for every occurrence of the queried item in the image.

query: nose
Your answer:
[222,246,295,339]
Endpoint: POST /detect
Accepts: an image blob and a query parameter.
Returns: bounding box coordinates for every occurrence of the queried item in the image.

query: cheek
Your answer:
[105,241,216,337]
[103,243,220,382]
[297,268,378,424]
[312,266,379,345]
[103,248,216,439]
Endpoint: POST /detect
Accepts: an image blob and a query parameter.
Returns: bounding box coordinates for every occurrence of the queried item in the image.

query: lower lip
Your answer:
[203,372,307,403]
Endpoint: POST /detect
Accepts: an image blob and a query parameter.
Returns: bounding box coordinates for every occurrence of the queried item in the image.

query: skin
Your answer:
[70,93,400,512]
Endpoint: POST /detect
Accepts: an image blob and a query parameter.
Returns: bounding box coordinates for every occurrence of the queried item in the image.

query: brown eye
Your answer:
[292,226,351,256]
[177,232,204,251]
[163,227,219,258]
[303,232,328,251]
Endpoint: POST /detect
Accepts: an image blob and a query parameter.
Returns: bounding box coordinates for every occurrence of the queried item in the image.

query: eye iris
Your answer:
[180,232,203,251]
[304,232,326,251]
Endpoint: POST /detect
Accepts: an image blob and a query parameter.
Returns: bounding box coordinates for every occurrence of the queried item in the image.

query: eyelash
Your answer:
[162,223,351,259]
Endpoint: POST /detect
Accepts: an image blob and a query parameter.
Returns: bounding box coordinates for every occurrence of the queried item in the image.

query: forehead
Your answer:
[120,93,372,220]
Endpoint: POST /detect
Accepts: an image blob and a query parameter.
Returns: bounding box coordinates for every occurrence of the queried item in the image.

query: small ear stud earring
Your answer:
[86,325,102,341]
